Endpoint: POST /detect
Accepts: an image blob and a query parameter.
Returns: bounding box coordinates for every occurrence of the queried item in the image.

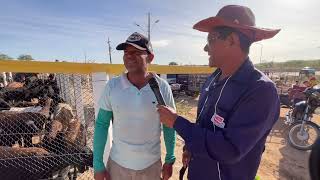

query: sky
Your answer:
[0,0,320,65]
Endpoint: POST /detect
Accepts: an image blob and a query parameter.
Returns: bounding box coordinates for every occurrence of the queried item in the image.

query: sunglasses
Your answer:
[207,33,221,47]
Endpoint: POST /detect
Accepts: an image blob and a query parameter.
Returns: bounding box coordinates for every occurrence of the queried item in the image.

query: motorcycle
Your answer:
[285,85,320,150]
[280,84,307,108]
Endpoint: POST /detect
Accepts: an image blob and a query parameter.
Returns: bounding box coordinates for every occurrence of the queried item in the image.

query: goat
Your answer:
[0,146,85,180]
[0,98,10,111]
[42,103,93,173]
[0,98,52,147]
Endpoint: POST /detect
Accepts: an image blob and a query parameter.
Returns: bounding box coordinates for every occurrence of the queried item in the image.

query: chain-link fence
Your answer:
[0,60,213,180]
[0,72,95,180]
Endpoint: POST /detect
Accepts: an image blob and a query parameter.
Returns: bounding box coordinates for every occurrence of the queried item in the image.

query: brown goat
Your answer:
[0,98,52,147]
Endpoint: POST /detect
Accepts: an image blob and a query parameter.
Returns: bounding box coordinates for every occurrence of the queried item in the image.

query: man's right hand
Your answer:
[94,170,111,180]
[182,149,191,168]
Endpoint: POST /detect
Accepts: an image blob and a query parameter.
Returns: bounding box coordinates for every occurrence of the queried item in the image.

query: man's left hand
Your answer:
[162,163,173,180]
[157,105,178,128]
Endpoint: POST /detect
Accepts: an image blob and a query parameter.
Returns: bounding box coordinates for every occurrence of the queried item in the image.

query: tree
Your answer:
[169,61,178,65]
[18,54,33,61]
[0,53,13,60]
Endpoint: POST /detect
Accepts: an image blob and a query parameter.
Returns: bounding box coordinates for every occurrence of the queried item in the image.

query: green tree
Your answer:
[0,53,13,60]
[169,61,178,65]
[17,54,34,61]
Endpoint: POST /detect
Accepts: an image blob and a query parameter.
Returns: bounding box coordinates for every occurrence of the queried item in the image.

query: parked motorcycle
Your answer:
[285,85,320,150]
[280,84,307,108]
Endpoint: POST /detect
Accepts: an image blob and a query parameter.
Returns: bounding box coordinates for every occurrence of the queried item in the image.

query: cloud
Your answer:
[152,40,170,47]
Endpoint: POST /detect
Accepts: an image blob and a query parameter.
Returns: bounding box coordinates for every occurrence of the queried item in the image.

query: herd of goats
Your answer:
[0,73,93,180]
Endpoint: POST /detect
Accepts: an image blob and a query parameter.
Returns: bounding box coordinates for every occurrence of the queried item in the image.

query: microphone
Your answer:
[148,76,166,106]
[179,166,187,180]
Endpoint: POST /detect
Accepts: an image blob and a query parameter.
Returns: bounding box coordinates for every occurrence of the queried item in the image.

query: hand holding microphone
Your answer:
[148,75,175,180]
[148,76,166,106]
[148,75,178,128]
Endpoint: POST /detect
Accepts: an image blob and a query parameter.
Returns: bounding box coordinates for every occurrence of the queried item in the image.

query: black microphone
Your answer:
[148,77,166,106]
[179,166,187,180]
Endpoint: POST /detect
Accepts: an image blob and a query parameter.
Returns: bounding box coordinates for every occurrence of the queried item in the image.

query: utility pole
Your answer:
[147,12,151,41]
[83,50,87,63]
[135,12,159,42]
[107,37,112,64]
[256,43,263,64]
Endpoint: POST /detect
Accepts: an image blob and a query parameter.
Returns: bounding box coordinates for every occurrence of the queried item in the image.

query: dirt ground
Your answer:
[160,95,318,180]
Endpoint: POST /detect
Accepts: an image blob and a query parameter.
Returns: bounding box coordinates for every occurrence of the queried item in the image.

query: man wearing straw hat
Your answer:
[157,5,281,180]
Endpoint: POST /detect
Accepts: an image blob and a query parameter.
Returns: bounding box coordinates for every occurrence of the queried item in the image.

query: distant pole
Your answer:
[256,43,263,64]
[148,12,151,41]
[84,50,87,63]
[134,12,159,41]
[107,37,112,64]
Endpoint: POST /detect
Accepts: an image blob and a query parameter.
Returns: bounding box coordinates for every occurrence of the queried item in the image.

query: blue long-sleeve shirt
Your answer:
[174,59,280,180]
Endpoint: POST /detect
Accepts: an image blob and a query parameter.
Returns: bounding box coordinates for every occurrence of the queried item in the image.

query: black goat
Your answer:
[0,98,10,111]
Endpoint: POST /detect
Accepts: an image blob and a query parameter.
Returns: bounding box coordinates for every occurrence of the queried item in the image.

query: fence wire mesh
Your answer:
[0,72,95,180]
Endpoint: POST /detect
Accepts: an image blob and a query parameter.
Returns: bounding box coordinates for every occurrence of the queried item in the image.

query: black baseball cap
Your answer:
[116,32,153,54]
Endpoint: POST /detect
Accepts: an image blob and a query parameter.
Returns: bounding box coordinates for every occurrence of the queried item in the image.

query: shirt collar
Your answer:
[230,57,255,84]
[120,73,156,91]
[120,73,131,90]
[211,57,254,85]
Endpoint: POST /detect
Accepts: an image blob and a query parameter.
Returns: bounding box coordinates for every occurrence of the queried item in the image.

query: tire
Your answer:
[288,121,320,151]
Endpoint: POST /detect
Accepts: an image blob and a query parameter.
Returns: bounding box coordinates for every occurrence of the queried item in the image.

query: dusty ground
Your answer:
[160,95,319,180]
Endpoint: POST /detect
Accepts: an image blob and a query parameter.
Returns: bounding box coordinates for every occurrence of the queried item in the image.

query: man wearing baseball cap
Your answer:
[157,5,280,180]
[93,32,176,180]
